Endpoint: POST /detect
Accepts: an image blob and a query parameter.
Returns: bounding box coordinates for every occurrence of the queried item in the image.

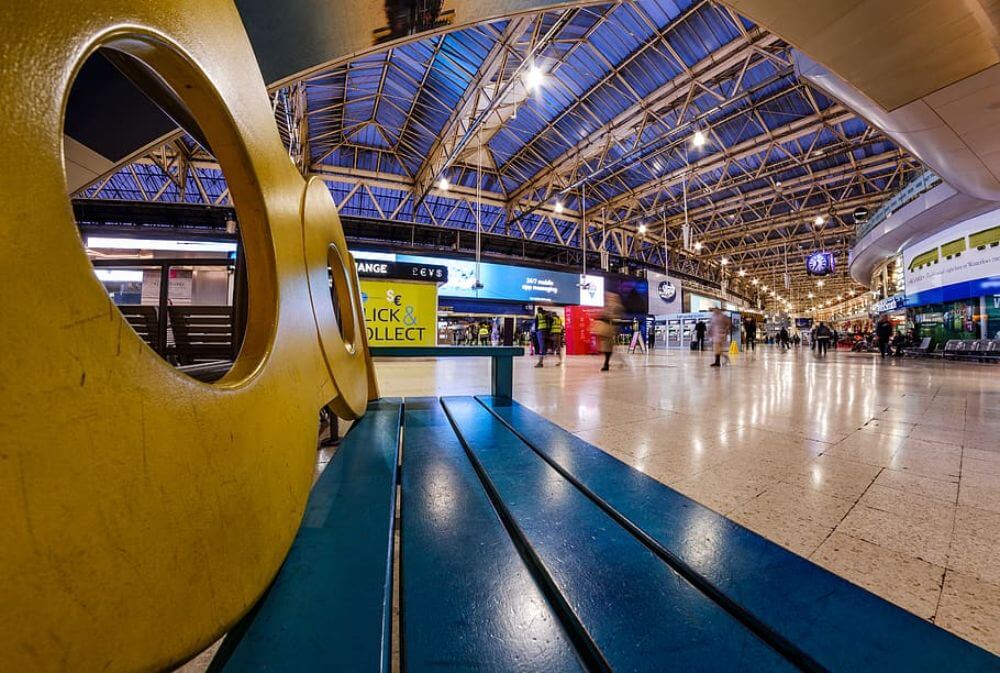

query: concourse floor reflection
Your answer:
[376,346,1000,655]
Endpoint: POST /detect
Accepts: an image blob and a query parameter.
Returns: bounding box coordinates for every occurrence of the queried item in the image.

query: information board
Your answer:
[360,278,437,346]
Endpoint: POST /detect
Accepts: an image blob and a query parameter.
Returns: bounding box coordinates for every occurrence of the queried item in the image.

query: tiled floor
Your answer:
[176,346,1000,670]
[375,345,1000,655]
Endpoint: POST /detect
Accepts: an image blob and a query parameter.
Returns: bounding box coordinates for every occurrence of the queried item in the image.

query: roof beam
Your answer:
[507,30,781,205]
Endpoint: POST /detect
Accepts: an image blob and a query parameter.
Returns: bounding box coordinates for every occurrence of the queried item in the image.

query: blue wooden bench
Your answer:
[210,396,999,672]
[369,345,523,397]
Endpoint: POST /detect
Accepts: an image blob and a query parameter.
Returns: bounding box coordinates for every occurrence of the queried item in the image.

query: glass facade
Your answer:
[909,299,983,343]
[987,296,1000,340]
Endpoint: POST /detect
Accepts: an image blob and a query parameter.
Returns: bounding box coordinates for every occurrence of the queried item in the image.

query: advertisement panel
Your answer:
[360,278,437,346]
[398,254,595,305]
[579,274,605,307]
[903,208,1000,296]
[647,271,682,315]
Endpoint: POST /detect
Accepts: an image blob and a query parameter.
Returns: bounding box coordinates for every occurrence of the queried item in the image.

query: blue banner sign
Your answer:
[872,294,906,314]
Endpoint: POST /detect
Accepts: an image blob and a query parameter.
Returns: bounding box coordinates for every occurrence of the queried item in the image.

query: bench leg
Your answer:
[491,356,513,399]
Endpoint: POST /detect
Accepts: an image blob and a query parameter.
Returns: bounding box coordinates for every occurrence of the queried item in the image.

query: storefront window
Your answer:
[987,295,1000,340]
[911,300,981,344]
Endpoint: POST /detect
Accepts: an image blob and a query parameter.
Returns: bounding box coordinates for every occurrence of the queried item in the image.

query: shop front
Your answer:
[902,209,1000,344]
[354,251,652,350]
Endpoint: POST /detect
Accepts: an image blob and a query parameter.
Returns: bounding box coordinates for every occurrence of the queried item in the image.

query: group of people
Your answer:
[452,320,497,346]
[533,306,565,367]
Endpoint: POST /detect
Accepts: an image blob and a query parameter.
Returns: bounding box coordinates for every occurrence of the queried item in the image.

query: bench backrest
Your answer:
[119,305,160,350]
[168,305,233,363]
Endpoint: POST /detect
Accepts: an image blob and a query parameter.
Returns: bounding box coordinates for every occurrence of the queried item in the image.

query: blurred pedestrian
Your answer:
[592,293,623,372]
[709,308,732,367]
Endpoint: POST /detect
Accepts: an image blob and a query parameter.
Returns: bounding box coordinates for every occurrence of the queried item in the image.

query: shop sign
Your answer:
[360,278,437,346]
[647,271,683,314]
[355,259,448,283]
[872,294,906,314]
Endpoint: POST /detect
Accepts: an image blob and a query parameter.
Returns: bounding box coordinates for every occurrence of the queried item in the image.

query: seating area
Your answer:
[207,396,997,673]
[942,339,1000,362]
[120,304,235,365]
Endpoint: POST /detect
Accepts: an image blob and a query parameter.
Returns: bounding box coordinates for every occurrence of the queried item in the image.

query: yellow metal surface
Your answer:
[727,0,1000,110]
[0,1,369,671]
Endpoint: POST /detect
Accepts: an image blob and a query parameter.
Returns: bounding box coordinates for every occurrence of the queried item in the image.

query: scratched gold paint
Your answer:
[0,1,371,670]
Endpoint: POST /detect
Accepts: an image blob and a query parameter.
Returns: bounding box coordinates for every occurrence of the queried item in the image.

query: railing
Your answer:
[855,170,942,242]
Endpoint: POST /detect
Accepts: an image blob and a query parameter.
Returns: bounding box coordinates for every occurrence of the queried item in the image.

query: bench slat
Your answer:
[208,398,402,673]
[401,398,587,673]
[441,396,798,673]
[477,396,1000,673]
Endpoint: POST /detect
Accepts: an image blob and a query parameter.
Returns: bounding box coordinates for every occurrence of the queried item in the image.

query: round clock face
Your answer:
[658,280,676,301]
[807,253,830,275]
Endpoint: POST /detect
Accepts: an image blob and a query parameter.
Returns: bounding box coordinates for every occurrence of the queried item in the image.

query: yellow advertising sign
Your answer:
[361,279,438,346]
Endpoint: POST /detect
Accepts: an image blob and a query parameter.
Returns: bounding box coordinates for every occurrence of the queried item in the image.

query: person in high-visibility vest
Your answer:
[477,323,489,346]
[534,306,551,368]
[550,313,565,366]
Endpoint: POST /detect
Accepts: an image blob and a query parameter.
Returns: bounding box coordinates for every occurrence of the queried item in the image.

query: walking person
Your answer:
[779,325,790,350]
[591,293,623,372]
[534,306,550,367]
[744,317,757,352]
[694,319,707,352]
[814,321,833,356]
[709,308,732,367]
[550,312,565,366]
[876,315,893,358]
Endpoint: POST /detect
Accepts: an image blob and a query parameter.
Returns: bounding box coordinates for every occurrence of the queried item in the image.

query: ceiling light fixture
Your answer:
[738,268,746,277]
[554,200,564,214]
[438,177,450,192]
[814,215,825,227]
[691,129,707,148]
[720,256,729,265]
[524,64,545,91]
[638,223,647,235]
[693,241,703,251]
[524,65,545,91]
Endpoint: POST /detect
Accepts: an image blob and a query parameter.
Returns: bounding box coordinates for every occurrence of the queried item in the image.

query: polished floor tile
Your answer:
[812,532,946,620]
